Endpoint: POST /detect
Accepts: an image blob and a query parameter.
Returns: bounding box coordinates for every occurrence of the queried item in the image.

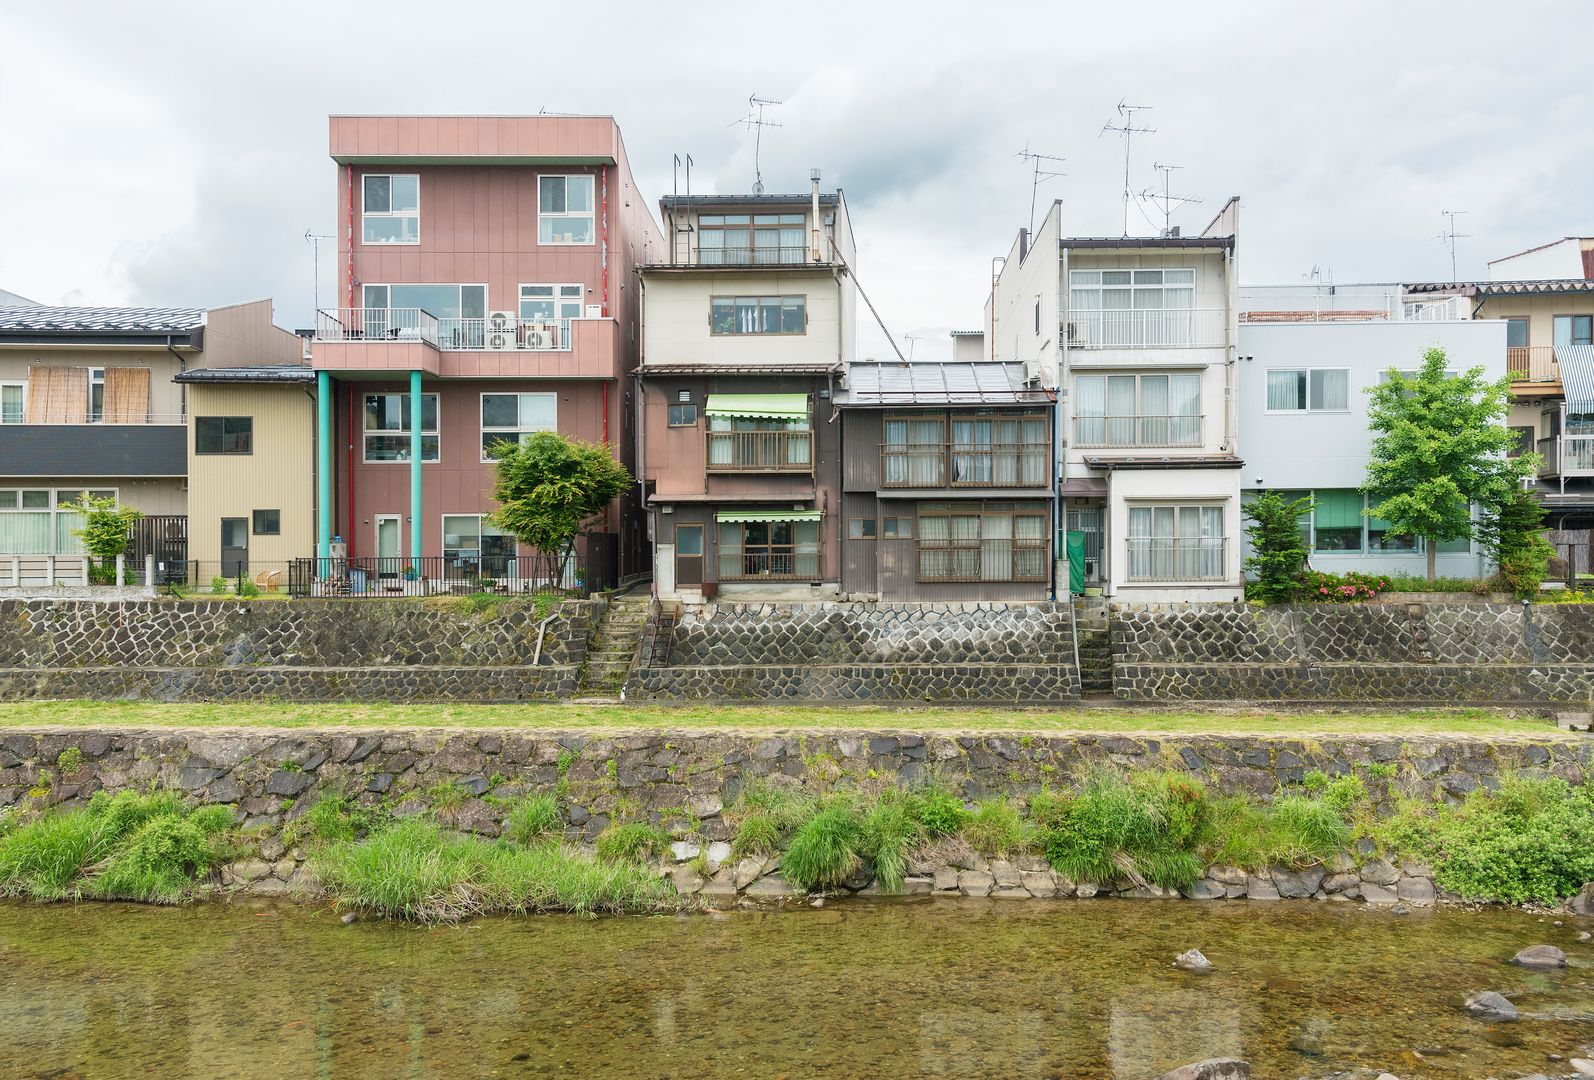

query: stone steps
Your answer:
[576,599,651,693]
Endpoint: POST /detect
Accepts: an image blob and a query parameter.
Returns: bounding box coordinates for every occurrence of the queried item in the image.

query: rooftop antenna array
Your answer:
[303,230,334,316]
[1015,141,1067,236]
[1436,209,1470,281]
[731,94,782,194]
[1140,162,1200,237]
[1101,100,1156,237]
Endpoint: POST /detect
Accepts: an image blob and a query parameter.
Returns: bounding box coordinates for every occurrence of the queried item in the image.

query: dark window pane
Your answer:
[252,509,280,535]
[481,394,519,428]
[195,417,223,454]
[363,174,390,213]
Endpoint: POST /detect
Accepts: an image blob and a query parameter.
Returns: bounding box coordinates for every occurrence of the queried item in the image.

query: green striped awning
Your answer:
[715,509,822,524]
[704,393,808,420]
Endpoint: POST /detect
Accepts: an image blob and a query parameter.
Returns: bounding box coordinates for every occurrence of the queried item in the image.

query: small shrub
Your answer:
[503,795,562,845]
[1423,777,1594,904]
[89,806,234,903]
[427,782,467,814]
[728,778,815,857]
[236,579,261,599]
[961,798,1027,859]
[594,821,670,863]
[287,793,390,847]
[861,793,924,892]
[1242,491,1313,603]
[1301,770,1369,817]
[209,576,231,595]
[1264,796,1350,865]
[1297,569,1391,603]
[908,783,968,838]
[56,747,84,776]
[781,800,864,890]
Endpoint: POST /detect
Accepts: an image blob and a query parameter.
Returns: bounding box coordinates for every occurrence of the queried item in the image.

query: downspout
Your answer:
[1223,246,1236,456]
[1056,245,1069,600]
[346,384,356,553]
[165,336,186,420]
[810,169,822,261]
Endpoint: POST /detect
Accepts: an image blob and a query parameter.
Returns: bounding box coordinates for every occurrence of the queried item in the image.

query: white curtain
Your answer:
[1309,369,1348,411]
[1106,376,1137,447]
[981,512,1012,581]
[1267,370,1304,411]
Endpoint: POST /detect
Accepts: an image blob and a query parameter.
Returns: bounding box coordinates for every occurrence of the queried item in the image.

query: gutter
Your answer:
[166,335,187,420]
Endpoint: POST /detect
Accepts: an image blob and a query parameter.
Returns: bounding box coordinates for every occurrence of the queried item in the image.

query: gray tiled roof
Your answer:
[837,361,1050,406]
[176,365,313,383]
[0,306,205,333]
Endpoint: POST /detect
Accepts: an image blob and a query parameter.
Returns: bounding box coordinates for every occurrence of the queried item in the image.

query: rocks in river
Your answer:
[1578,930,1591,943]
[741,874,795,898]
[1181,879,1226,901]
[1155,1058,1249,1080]
[1569,1057,1594,1077]
[1572,881,1594,915]
[1287,1018,1328,1057]
[1510,944,1568,969]
[1173,949,1213,972]
[1463,991,1518,1021]
[340,912,358,925]
[704,841,732,870]
[1359,857,1400,886]
[1271,866,1326,899]
[957,870,995,897]
[1396,877,1435,905]
[1244,874,1280,901]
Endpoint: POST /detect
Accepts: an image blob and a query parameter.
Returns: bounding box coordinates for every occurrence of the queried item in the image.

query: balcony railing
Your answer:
[705,430,812,472]
[1125,537,1228,583]
[1066,308,1227,349]
[880,443,1050,488]
[1508,346,1560,384]
[717,550,822,581]
[435,318,568,352]
[315,308,438,348]
[286,553,603,599]
[693,245,818,267]
[1072,415,1203,449]
[1,413,188,426]
[1539,435,1594,478]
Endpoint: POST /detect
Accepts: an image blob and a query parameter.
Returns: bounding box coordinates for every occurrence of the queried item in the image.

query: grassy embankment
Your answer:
[0,700,1564,737]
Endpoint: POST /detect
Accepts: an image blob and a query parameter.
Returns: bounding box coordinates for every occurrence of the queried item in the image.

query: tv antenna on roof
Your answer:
[1101,100,1156,236]
[1139,163,1200,237]
[731,94,782,194]
[1016,141,1067,236]
[1435,209,1470,281]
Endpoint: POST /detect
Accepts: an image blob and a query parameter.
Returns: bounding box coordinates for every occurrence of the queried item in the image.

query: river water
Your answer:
[1,897,1589,1079]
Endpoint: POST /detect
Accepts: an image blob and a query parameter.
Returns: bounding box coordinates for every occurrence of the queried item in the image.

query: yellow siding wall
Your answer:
[1479,293,1594,346]
[186,383,314,568]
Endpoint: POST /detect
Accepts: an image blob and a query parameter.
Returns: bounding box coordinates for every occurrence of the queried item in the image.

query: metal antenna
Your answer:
[1139,162,1200,237]
[1435,210,1470,280]
[731,94,783,194]
[303,230,333,315]
[1015,141,1067,236]
[1101,100,1156,236]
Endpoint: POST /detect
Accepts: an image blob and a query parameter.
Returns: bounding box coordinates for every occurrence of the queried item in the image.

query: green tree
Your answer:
[1477,487,1554,599]
[63,493,141,585]
[487,432,632,586]
[1362,347,1535,581]
[1242,491,1314,603]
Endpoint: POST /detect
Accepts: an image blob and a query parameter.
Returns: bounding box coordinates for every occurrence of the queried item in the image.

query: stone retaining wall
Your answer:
[634,602,1081,703]
[2,727,1588,904]
[1112,602,1594,704]
[0,598,599,703]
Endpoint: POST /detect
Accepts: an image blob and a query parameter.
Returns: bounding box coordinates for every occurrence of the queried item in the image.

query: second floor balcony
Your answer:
[880,442,1050,489]
[1066,308,1227,350]
[705,429,813,473]
[314,309,571,352]
[1508,345,1560,386]
[1539,434,1594,479]
[1072,414,1203,450]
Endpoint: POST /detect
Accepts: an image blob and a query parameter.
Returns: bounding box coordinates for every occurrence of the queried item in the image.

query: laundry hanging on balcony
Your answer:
[703,394,809,420]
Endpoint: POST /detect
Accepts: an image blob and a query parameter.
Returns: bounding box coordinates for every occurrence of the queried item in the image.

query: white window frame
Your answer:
[0,380,24,424]
[88,367,105,423]
[1068,267,1196,311]
[0,487,116,554]
[1263,367,1351,414]
[362,392,440,464]
[480,392,558,462]
[362,173,420,246]
[537,175,596,246]
[519,283,585,338]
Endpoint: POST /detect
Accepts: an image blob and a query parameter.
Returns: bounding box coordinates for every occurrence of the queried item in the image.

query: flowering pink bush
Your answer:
[1298,570,1390,603]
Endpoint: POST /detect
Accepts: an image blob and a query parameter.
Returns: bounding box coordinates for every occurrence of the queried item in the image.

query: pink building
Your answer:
[310,115,662,585]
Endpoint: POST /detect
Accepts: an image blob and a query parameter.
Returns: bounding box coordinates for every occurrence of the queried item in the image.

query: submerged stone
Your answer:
[1510,944,1566,969]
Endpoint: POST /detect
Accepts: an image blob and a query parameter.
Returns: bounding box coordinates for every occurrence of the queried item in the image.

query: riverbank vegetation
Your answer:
[0,700,1557,737]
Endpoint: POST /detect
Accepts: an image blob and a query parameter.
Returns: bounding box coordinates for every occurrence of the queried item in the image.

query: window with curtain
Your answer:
[706,415,811,469]
[697,214,807,265]
[1266,368,1348,412]
[0,382,23,424]
[1074,373,1200,446]
[883,417,946,486]
[949,414,1048,485]
[1312,489,1364,551]
[718,520,820,578]
[1125,503,1225,581]
[0,488,114,554]
[916,503,1047,582]
[1067,268,1197,346]
[709,296,806,334]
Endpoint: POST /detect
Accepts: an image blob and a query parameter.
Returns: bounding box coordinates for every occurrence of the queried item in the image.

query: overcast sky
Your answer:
[3,0,1589,361]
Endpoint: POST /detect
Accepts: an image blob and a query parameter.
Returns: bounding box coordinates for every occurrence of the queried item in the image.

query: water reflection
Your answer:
[0,898,1589,1078]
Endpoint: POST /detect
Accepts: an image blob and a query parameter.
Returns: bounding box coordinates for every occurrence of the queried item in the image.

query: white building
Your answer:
[1236,283,1504,578]
[988,198,1243,602]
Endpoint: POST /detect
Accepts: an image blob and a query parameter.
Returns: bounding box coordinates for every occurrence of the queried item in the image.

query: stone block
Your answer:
[1245,874,1279,901]
[1396,877,1435,905]
[957,870,994,897]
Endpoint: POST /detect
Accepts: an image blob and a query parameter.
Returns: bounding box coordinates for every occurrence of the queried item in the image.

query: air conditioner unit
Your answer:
[484,311,516,350]
[523,323,554,350]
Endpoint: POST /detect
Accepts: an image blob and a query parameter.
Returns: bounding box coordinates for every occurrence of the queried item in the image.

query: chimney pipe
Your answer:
[810,168,822,261]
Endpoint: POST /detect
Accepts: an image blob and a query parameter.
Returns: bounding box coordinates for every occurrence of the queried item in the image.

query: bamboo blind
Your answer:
[23,366,88,423]
[103,367,150,423]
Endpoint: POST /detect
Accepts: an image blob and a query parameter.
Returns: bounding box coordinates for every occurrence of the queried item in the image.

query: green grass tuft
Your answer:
[781,800,864,890]
[593,821,671,863]
[961,797,1028,859]
[502,794,562,845]
[728,778,816,857]
[860,792,924,892]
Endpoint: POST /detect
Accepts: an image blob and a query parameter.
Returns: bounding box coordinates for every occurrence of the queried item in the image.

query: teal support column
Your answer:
[409,370,423,574]
[316,370,332,576]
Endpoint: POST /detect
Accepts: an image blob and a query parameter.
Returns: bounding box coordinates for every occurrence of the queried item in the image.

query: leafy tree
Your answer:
[487,432,631,586]
[1362,347,1535,581]
[63,493,141,585]
[1477,487,1554,599]
[1242,491,1313,602]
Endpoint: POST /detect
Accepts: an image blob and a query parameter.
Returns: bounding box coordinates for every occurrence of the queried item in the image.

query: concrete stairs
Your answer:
[577,595,651,697]
[1073,597,1113,697]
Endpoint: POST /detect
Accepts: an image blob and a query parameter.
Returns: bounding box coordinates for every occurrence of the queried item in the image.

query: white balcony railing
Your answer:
[315,308,438,347]
[1125,537,1229,582]
[435,318,568,352]
[1540,435,1594,478]
[1066,308,1227,349]
[0,414,188,426]
[1073,415,1203,449]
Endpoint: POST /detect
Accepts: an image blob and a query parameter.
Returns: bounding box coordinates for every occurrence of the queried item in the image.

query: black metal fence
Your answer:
[286,540,616,600]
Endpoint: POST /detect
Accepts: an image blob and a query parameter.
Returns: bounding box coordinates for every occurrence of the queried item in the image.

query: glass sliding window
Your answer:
[1267,369,1306,411]
[363,393,439,463]
[949,414,1049,486]
[709,296,806,335]
[1368,510,1417,552]
[1554,314,1593,347]
[520,284,584,343]
[915,503,1048,583]
[882,417,946,486]
[195,417,252,455]
[1068,268,1196,346]
[1312,489,1364,551]
[362,174,419,244]
[1125,503,1224,581]
[1267,368,1348,412]
[538,176,595,244]
[0,382,23,424]
[88,368,105,422]
[718,520,821,579]
[706,416,811,469]
[1073,373,1199,447]
[697,213,806,265]
[363,284,485,344]
[1309,369,1349,411]
[480,393,557,461]
[0,487,113,554]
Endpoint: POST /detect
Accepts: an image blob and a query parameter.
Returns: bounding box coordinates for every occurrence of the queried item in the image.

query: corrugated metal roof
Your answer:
[641,362,840,375]
[660,193,841,209]
[0,306,205,334]
[836,362,1050,406]
[175,365,314,384]
[1060,236,1234,251]
[1405,280,1594,296]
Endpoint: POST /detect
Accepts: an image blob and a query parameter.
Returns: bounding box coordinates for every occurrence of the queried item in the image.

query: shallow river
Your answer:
[0,897,1590,1079]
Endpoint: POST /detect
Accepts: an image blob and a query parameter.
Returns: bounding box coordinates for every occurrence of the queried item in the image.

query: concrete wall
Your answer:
[1489,238,1591,282]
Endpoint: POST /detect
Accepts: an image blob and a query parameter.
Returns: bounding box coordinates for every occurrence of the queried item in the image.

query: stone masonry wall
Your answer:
[0,598,600,703]
[633,602,1081,703]
[1,727,1588,903]
[1112,602,1594,704]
